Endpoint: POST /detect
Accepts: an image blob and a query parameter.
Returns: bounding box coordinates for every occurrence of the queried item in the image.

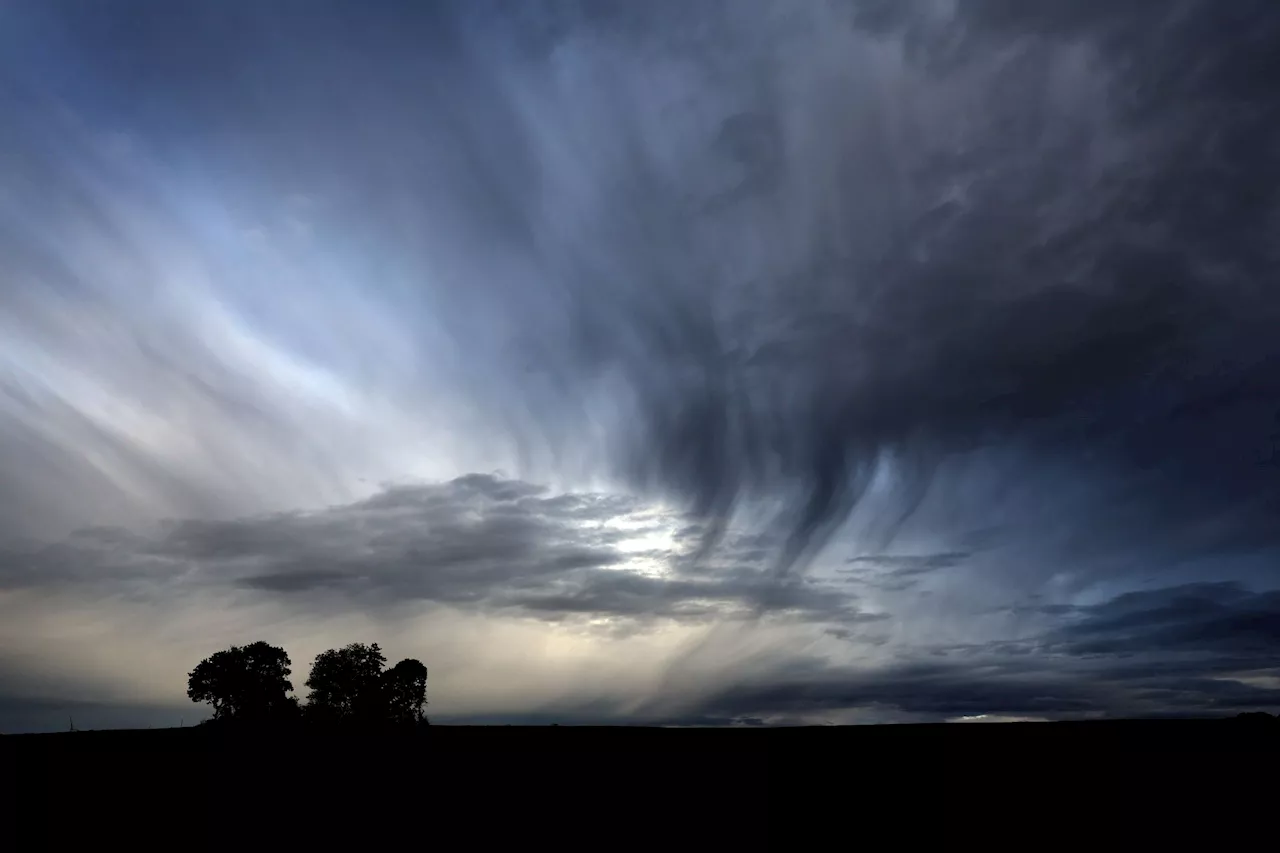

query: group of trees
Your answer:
[187,641,427,728]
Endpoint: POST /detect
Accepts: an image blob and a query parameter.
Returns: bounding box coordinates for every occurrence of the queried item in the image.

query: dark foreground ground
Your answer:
[3,719,1275,847]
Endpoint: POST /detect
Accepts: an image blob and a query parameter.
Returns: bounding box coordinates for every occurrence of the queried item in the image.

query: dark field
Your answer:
[6,716,1277,744]
[7,716,1275,755]
[3,719,1274,847]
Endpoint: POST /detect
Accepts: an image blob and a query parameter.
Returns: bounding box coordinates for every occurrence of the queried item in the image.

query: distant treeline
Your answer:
[1234,711,1279,723]
[187,641,427,729]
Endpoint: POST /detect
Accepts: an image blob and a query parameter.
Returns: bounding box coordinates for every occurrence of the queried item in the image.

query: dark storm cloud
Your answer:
[679,613,1280,724]
[689,662,1104,720]
[350,0,1280,577]
[0,475,866,627]
[685,662,1280,722]
[462,1,1280,573]
[1048,582,1280,658]
[651,576,1280,724]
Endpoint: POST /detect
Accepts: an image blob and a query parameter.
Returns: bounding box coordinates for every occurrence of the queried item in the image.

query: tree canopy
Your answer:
[383,658,429,724]
[187,641,294,722]
[304,643,428,726]
[304,642,388,723]
[189,640,428,728]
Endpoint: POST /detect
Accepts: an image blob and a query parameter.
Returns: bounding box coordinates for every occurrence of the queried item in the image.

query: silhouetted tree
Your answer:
[304,642,388,724]
[187,641,293,722]
[383,658,428,725]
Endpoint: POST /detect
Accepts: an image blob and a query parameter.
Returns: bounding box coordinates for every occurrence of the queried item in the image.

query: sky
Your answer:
[1,0,1278,732]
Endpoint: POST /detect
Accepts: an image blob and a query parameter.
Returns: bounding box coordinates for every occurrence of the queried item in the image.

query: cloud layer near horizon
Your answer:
[1,0,1279,729]
[1,475,1277,730]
